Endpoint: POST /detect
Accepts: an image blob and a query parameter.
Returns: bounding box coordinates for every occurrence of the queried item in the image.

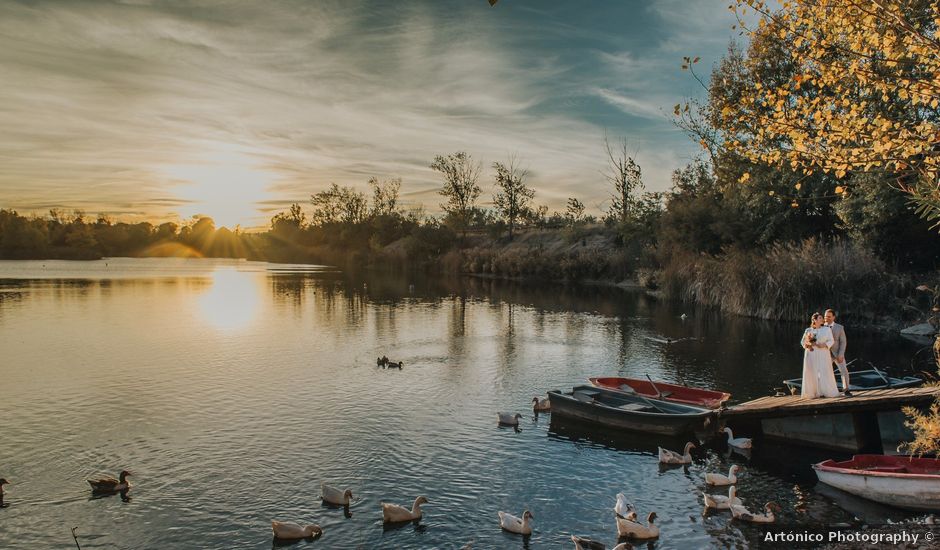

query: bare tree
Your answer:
[604,136,643,223]
[492,157,534,239]
[369,177,401,217]
[430,151,482,234]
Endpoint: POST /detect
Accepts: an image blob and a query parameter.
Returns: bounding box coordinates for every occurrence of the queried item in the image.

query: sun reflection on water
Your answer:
[198,268,261,331]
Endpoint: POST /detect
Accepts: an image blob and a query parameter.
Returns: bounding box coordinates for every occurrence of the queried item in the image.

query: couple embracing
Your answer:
[800,309,850,399]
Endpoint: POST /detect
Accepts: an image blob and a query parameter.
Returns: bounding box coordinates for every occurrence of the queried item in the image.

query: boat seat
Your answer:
[618,384,637,394]
[573,391,597,403]
[657,391,673,398]
[617,403,650,412]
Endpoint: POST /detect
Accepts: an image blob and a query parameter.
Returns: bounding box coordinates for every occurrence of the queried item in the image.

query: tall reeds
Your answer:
[660,238,905,322]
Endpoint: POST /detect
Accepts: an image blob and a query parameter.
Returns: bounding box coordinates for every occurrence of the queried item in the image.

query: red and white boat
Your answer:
[813,455,940,511]
[587,377,731,409]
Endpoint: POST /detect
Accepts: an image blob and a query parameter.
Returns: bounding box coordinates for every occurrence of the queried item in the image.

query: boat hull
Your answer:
[548,385,714,436]
[589,377,730,409]
[784,370,921,393]
[813,455,940,512]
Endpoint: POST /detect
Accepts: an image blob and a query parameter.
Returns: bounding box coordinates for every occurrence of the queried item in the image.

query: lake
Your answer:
[0,258,929,549]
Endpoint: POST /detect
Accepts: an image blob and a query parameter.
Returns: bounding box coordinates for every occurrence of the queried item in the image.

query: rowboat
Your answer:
[813,455,940,511]
[547,385,714,436]
[588,377,731,409]
[783,369,921,393]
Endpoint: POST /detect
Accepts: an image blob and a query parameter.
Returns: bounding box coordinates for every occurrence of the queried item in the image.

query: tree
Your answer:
[604,136,644,223]
[370,177,401,217]
[492,157,534,239]
[271,203,306,241]
[310,184,368,225]
[430,151,482,235]
[723,0,940,226]
[565,198,585,226]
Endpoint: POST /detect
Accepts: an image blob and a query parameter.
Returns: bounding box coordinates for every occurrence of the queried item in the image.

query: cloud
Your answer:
[0,0,740,228]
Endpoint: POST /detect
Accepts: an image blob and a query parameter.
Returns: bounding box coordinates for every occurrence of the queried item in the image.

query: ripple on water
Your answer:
[0,263,924,548]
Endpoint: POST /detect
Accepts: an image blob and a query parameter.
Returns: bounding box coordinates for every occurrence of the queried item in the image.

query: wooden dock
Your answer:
[723,386,940,419]
[720,386,940,453]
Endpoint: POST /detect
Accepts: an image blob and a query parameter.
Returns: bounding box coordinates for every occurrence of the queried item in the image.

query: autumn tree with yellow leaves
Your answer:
[721,0,940,227]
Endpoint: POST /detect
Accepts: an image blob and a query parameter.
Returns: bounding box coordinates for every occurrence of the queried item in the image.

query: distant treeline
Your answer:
[3,124,940,324]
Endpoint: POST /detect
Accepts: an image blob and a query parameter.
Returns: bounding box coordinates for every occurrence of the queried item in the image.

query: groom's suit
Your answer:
[828,322,849,391]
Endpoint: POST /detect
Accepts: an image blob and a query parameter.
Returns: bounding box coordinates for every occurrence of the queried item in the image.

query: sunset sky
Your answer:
[0,0,742,229]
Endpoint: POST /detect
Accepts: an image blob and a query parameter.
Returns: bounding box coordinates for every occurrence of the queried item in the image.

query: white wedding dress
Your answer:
[800,326,839,399]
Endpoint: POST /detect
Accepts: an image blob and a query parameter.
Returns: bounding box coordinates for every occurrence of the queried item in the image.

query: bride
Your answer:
[801,312,840,399]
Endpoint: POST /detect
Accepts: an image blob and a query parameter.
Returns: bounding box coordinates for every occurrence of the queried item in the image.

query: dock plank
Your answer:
[722,386,940,419]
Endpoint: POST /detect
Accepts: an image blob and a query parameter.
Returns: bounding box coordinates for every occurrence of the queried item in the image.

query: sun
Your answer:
[164,145,277,229]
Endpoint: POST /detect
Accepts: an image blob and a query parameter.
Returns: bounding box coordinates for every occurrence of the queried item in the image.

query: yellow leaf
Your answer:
[794,183,802,190]
[835,185,845,194]
[738,172,751,183]
[768,190,775,196]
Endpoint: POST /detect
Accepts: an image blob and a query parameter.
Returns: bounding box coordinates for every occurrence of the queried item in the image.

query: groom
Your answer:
[824,309,850,396]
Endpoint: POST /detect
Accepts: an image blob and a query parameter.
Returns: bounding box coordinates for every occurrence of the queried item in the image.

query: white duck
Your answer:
[705,465,740,486]
[497,412,523,426]
[731,502,780,523]
[532,396,551,412]
[614,492,637,520]
[382,495,428,522]
[723,427,752,449]
[271,521,322,539]
[658,442,696,464]
[703,486,743,510]
[498,509,534,535]
[616,511,659,539]
[321,482,353,506]
[571,534,633,549]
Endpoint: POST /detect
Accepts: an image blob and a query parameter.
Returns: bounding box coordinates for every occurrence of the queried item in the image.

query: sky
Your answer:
[0,0,743,229]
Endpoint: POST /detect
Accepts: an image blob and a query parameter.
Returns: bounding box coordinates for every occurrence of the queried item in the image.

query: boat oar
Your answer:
[871,365,891,387]
[646,374,665,399]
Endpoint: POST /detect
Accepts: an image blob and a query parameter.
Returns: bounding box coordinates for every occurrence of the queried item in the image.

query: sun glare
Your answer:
[198,268,262,331]
[165,145,277,229]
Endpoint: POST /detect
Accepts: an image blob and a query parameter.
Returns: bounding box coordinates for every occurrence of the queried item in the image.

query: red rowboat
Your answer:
[588,377,731,409]
[814,455,940,511]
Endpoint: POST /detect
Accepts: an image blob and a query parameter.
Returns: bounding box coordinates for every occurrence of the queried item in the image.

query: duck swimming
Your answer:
[87,471,131,493]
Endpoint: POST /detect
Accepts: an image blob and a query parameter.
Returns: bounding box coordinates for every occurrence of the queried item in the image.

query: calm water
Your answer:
[0,258,930,549]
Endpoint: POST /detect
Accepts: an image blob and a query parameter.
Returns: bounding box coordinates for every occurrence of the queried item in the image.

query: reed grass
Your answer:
[660,238,906,322]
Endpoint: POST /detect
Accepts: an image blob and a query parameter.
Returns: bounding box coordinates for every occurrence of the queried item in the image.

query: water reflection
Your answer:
[0,260,931,549]
[198,268,262,331]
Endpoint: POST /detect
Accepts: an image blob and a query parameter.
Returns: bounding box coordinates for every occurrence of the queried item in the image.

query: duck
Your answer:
[0,479,8,497]
[731,502,780,523]
[497,412,523,426]
[658,442,695,464]
[616,511,659,539]
[532,396,551,412]
[382,495,428,522]
[87,470,131,492]
[321,482,353,506]
[703,486,743,510]
[614,492,637,520]
[271,521,323,539]
[705,465,741,486]
[723,427,752,449]
[498,509,534,535]
[571,534,633,549]
[387,361,403,369]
